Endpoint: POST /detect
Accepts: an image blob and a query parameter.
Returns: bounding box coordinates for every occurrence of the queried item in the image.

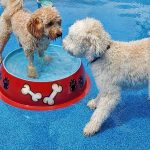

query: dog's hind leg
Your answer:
[0,16,11,64]
[84,85,120,136]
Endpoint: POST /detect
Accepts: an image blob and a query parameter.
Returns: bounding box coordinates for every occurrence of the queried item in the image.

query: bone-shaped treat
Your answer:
[43,84,62,105]
[21,84,42,102]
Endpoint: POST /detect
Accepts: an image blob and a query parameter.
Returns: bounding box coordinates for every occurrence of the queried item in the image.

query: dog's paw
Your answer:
[44,55,52,62]
[87,99,97,110]
[83,121,100,136]
[27,66,38,78]
[41,55,52,65]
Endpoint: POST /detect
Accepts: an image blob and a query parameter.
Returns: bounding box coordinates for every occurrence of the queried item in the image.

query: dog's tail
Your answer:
[0,0,23,20]
[0,0,23,59]
[0,0,7,7]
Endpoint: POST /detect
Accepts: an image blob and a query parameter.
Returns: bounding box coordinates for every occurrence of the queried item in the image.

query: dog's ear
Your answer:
[27,17,44,39]
[87,32,111,56]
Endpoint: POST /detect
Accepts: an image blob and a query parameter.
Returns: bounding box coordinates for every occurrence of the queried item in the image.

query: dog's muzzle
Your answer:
[56,32,62,38]
[48,30,62,40]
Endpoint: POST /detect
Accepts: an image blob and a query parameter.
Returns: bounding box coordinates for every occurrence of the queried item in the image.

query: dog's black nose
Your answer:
[57,32,62,37]
[68,51,74,56]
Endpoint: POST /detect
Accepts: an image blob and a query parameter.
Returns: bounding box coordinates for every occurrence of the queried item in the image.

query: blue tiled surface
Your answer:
[0,0,150,150]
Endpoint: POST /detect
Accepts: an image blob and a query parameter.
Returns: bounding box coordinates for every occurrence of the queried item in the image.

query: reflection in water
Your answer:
[114,1,150,39]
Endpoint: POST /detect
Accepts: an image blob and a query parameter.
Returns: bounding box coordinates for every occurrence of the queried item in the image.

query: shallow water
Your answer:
[5,45,81,81]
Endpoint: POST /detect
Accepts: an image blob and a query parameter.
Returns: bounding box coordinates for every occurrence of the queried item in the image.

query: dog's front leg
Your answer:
[38,49,44,58]
[84,85,120,136]
[38,49,52,63]
[27,54,37,78]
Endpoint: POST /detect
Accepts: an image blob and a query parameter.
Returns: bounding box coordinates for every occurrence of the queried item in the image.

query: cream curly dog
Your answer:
[0,0,62,78]
[63,18,150,136]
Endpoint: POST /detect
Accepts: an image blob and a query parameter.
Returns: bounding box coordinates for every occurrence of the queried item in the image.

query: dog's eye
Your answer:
[47,22,53,26]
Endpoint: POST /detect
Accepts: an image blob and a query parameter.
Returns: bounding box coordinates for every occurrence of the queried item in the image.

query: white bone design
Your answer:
[21,84,42,102]
[43,84,62,105]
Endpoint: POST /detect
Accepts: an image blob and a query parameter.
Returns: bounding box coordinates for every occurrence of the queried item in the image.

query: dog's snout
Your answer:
[57,32,62,37]
[68,51,74,56]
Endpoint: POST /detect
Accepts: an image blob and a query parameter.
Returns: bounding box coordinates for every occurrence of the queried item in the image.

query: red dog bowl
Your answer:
[0,45,90,111]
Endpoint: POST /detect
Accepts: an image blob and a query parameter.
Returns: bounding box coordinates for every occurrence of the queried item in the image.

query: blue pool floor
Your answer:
[0,0,150,150]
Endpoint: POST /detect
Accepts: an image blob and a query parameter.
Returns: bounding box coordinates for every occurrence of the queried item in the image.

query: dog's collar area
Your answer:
[90,56,101,64]
[89,44,111,64]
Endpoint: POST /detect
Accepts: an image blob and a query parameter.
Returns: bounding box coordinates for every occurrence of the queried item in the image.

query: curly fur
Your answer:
[63,18,150,136]
[0,0,23,19]
[0,0,62,78]
[0,0,23,63]
[0,14,11,63]
[0,0,8,7]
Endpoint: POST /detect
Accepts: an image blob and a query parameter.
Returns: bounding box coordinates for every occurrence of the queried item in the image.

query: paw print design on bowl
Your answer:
[70,79,77,92]
[3,77,9,90]
[78,76,84,88]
